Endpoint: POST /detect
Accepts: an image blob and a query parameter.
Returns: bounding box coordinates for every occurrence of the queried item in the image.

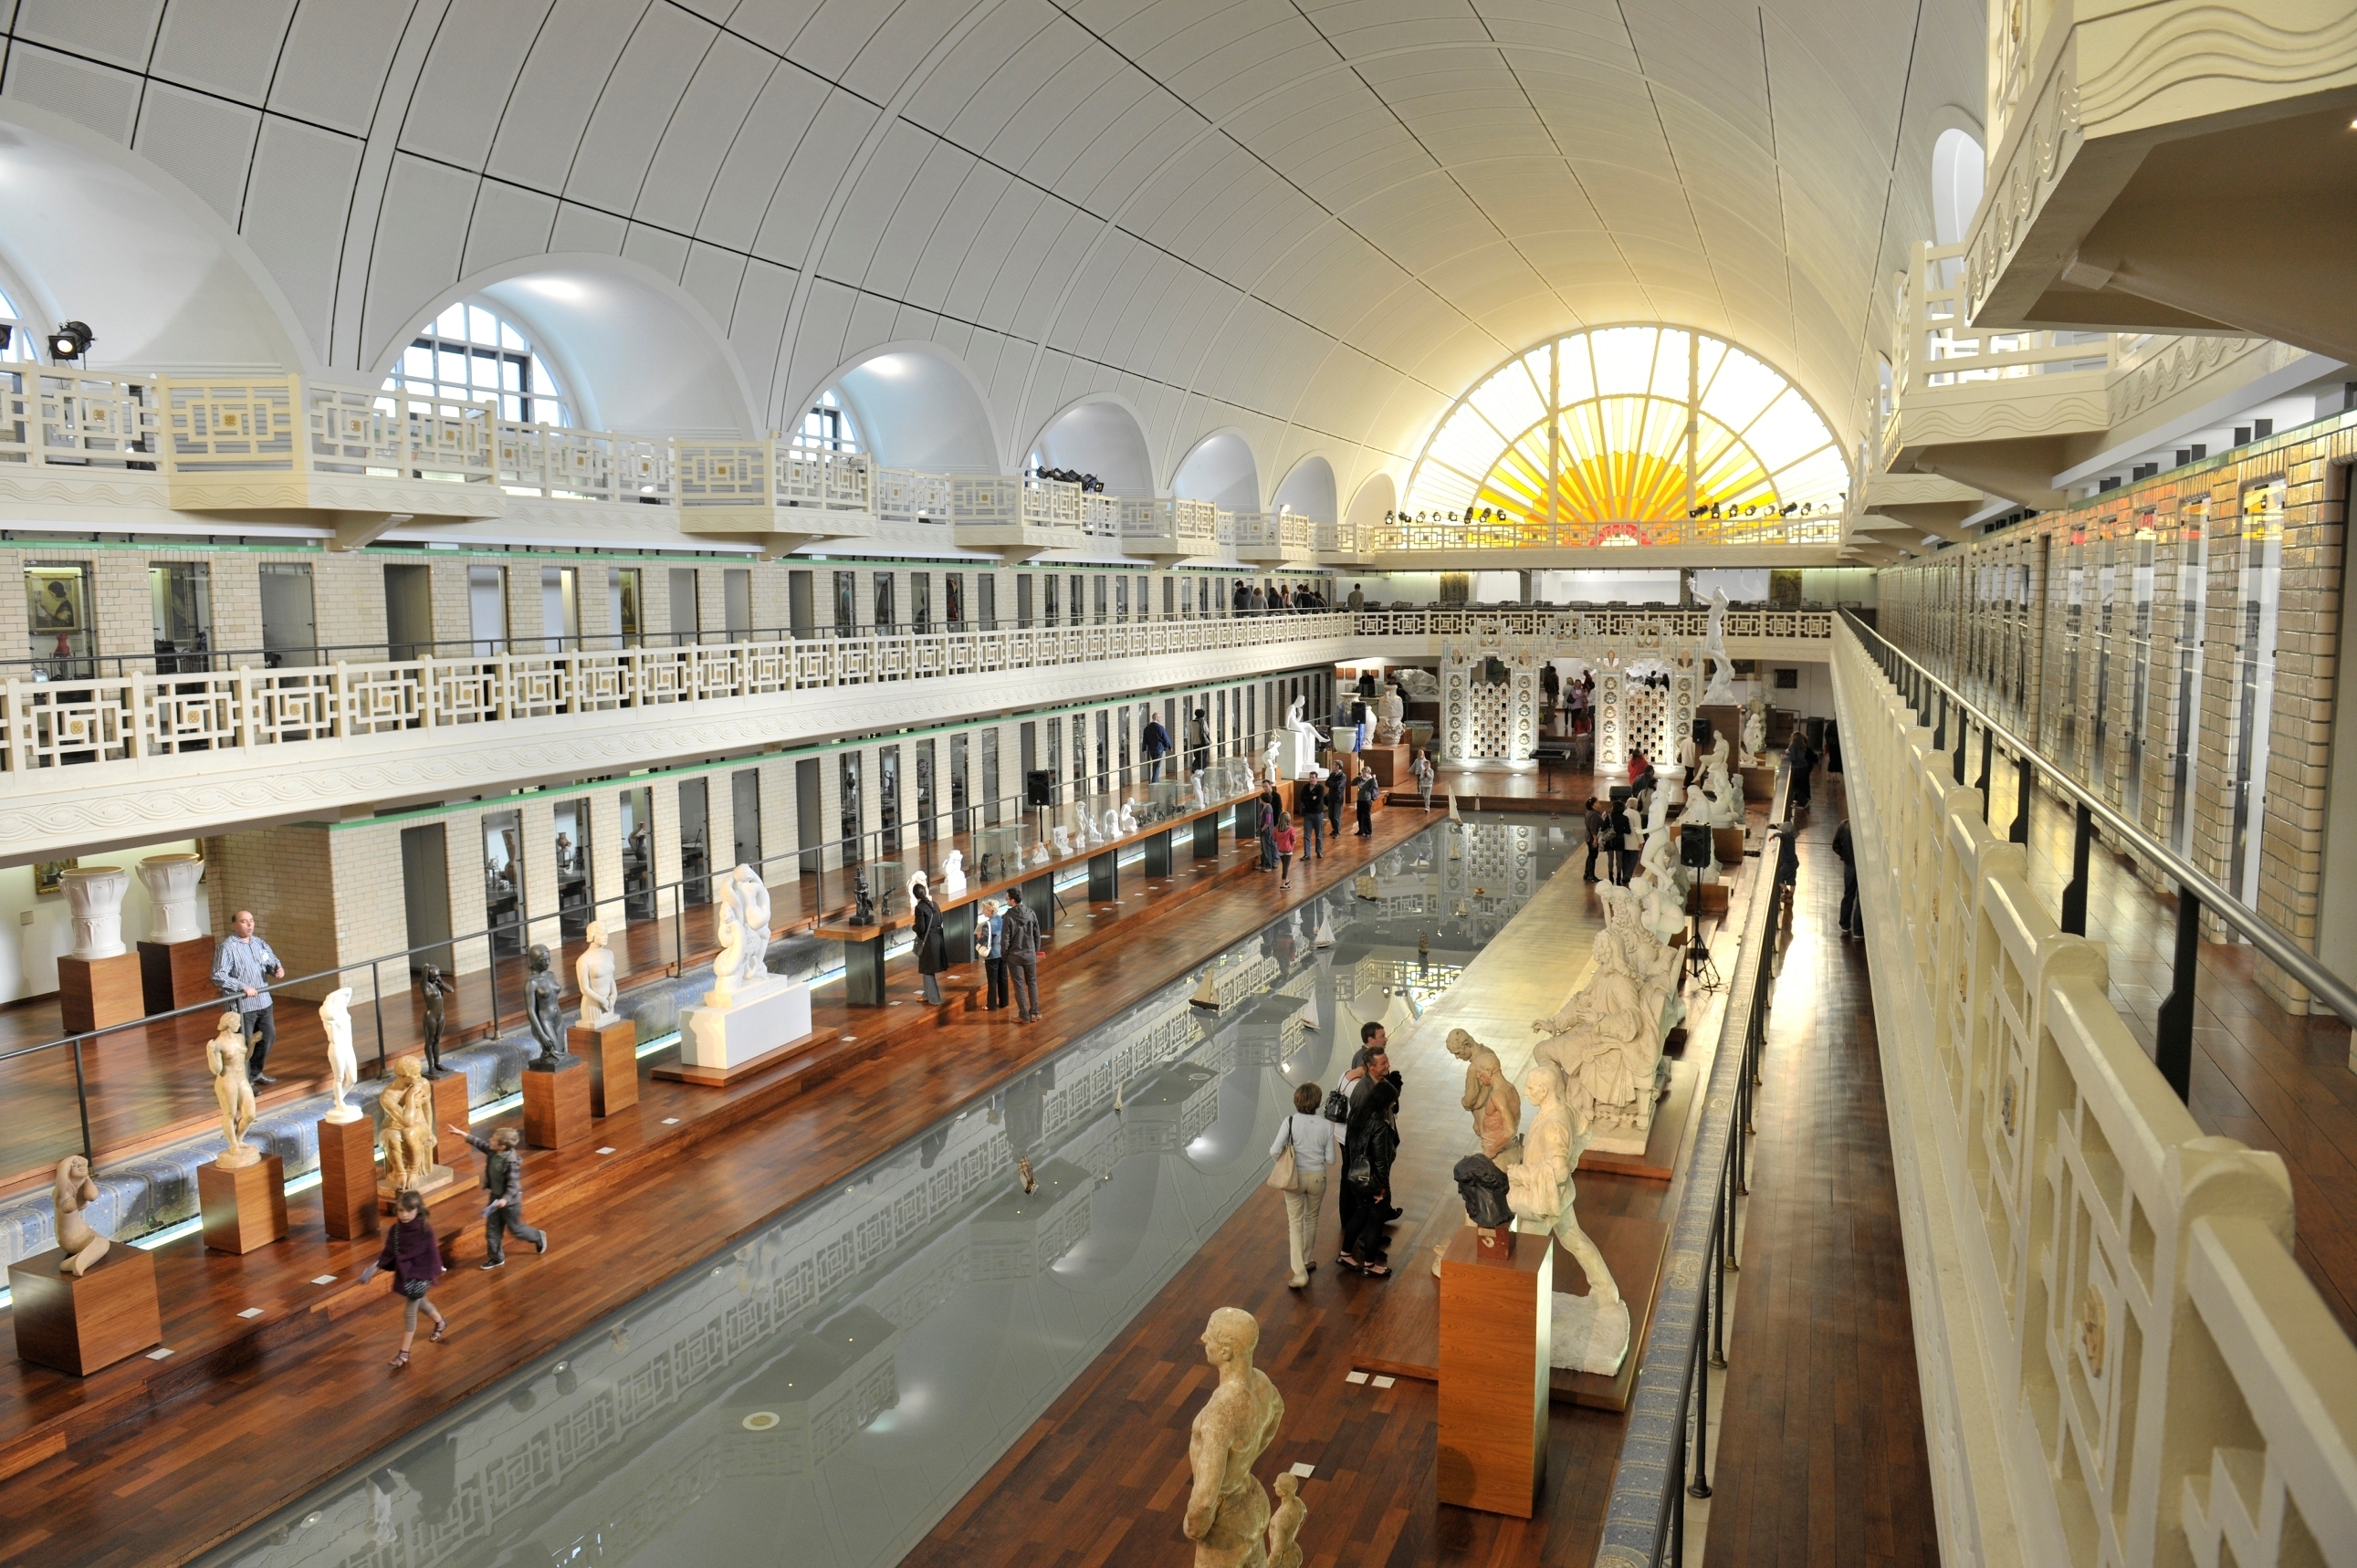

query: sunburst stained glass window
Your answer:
[1402,328,1848,543]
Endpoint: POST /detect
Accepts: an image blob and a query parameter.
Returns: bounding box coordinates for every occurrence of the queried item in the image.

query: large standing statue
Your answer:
[576,920,620,1029]
[1505,1063,1619,1311]
[320,987,361,1124]
[1701,587,1735,705]
[523,945,572,1069]
[418,964,454,1077]
[379,1053,437,1192]
[1183,1307,1286,1568]
[52,1155,110,1276]
[206,1011,261,1168]
[1445,1028,1522,1164]
[713,865,772,998]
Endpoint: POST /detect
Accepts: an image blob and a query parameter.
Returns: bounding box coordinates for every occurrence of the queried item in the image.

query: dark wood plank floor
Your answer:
[0,800,1440,1566]
[1702,773,1941,1566]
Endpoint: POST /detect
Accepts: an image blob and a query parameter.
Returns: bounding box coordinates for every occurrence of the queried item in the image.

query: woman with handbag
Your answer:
[1269,1082,1342,1288]
[912,874,948,1006]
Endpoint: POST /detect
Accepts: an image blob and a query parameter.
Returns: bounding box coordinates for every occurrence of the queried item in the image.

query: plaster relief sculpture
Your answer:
[1446,1028,1523,1164]
[378,1054,438,1192]
[577,921,621,1029]
[320,987,362,1124]
[136,853,205,944]
[713,866,772,998]
[1505,1063,1630,1375]
[523,945,574,1070]
[52,1155,109,1275]
[418,964,454,1078]
[60,864,130,960]
[207,1011,262,1168]
[1029,839,1052,868]
[1266,1474,1307,1568]
[1701,588,1735,705]
[1182,1307,1285,1568]
[1118,801,1138,837]
[940,850,967,897]
[1397,667,1440,701]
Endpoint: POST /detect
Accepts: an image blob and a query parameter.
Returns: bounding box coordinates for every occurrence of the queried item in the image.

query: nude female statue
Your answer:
[321,986,361,1123]
[52,1155,109,1275]
[379,1054,437,1192]
[207,1011,261,1167]
[1183,1307,1285,1568]
[576,920,619,1029]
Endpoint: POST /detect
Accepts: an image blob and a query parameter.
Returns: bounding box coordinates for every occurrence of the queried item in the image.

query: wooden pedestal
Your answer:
[58,953,143,1033]
[652,1026,836,1088]
[138,936,217,1015]
[317,1113,379,1240]
[1438,1225,1552,1517]
[1359,742,1411,785]
[199,1155,288,1254]
[1713,826,1745,866]
[7,1244,162,1375]
[427,1071,470,1145]
[575,1021,639,1116]
[1738,764,1776,802]
[523,1059,591,1149]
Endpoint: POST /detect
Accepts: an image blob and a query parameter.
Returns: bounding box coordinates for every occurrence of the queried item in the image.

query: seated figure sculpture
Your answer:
[1525,885,1678,1157]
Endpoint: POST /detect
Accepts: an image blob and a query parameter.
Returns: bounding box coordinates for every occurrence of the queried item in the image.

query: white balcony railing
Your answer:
[1836,621,2357,1568]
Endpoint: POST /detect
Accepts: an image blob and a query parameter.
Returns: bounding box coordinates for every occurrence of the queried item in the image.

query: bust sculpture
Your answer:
[52,1155,110,1275]
[378,1054,437,1192]
[320,986,361,1124]
[1506,1064,1620,1309]
[714,865,772,995]
[1453,1153,1514,1231]
[206,1011,261,1168]
[418,964,454,1077]
[1445,1028,1522,1164]
[1266,1473,1307,1568]
[576,920,620,1029]
[523,945,572,1070]
[1118,801,1138,836]
[1183,1307,1285,1568]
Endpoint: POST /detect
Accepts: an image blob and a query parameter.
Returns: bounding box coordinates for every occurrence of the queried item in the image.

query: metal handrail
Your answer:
[1841,610,2357,1030]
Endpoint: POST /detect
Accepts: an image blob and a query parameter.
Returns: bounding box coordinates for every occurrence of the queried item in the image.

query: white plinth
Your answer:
[680,976,812,1074]
[1550,1290,1631,1375]
[1278,729,1318,779]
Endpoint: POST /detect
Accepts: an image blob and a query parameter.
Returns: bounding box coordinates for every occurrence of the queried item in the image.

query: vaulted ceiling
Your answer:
[0,0,1984,504]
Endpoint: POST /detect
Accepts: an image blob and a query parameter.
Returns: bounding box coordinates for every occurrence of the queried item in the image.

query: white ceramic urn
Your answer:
[137,853,205,944]
[61,865,131,960]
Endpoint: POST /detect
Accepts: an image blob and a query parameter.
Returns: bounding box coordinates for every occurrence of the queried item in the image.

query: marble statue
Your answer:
[1183,1307,1285,1568]
[51,1155,109,1276]
[1262,733,1282,783]
[378,1054,437,1193]
[1192,770,1210,810]
[853,873,876,925]
[1701,587,1735,705]
[1446,1028,1522,1164]
[1283,698,1325,776]
[941,850,967,897]
[1508,1065,1630,1373]
[1029,839,1053,868]
[1453,1152,1514,1230]
[1397,667,1440,701]
[524,944,573,1070]
[1266,1474,1307,1568]
[320,986,361,1124]
[1118,801,1138,836]
[1376,684,1406,746]
[713,865,772,996]
[576,920,620,1029]
[1084,811,1105,847]
[1526,886,1679,1157]
[136,852,205,944]
[206,1011,261,1168]
[1697,757,1742,828]
[418,964,453,1077]
[1740,705,1766,767]
[1050,824,1075,858]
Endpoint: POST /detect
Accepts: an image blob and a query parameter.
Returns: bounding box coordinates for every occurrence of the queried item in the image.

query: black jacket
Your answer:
[913,894,947,974]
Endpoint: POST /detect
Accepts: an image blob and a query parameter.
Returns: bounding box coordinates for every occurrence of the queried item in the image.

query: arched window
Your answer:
[1402,327,1849,543]
[800,389,858,453]
[0,287,40,363]
[1932,129,1985,249]
[384,301,571,425]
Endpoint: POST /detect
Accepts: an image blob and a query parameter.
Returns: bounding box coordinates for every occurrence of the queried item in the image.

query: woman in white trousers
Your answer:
[1273,1082,1345,1288]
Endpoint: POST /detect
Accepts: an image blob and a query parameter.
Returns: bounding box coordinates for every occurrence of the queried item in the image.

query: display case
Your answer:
[974,823,1028,883]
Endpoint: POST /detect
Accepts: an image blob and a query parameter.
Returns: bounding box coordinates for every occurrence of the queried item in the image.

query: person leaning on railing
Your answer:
[211,909,285,1086]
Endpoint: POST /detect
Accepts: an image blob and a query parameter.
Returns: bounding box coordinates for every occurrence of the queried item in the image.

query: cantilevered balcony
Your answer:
[1963,0,2357,364]
[1882,240,2343,508]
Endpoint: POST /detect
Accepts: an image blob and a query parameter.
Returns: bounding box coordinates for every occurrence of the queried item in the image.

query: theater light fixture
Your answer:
[46,320,94,361]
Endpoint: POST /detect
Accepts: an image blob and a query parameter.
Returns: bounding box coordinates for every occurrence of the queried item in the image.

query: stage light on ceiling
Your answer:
[46,320,93,361]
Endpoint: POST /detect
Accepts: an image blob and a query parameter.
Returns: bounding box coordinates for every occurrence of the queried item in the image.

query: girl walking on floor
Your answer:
[367,1187,447,1368]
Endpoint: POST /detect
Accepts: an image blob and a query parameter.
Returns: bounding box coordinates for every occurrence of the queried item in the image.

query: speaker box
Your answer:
[1681,822,1713,869]
[1025,768,1053,807]
[1692,717,1713,746]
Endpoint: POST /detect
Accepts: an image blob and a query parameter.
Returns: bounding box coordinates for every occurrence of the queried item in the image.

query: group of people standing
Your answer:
[1232,580,1331,612]
[1270,1022,1404,1285]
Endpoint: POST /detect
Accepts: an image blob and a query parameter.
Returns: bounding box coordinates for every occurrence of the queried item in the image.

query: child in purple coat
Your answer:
[368,1188,448,1369]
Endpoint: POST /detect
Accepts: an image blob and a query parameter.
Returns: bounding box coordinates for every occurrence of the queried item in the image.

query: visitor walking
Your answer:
[1141,711,1171,781]
[1274,812,1300,888]
[1411,748,1435,810]
[1002,893,1042,1022]
[1355,768,1378,836]
[452,1124,549,1268]
[1298,774,1325,859]
[365,1188,447,1369]
[1273,1082,1343,1289]
[912,876,947,1005]
[978,898,1010,1009]
[1834,818,1862,936]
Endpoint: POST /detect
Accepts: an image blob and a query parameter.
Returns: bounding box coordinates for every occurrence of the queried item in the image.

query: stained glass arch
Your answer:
[1401,328,1849,546]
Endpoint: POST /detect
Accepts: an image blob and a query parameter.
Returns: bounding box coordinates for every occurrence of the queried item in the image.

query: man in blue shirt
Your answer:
[212,909,285,1085]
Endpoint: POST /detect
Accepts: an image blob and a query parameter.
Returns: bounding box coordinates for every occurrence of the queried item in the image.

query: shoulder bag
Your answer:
[1265,1116,1305,1192]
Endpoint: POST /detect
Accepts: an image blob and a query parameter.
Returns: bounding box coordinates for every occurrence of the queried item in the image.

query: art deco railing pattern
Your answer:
[1834,619,2357,1568]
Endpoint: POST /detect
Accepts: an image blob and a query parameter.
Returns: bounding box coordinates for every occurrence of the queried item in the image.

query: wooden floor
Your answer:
[1701,775,1942,1566]
[0,799,1440,1567]
[1972,752,2357,1333]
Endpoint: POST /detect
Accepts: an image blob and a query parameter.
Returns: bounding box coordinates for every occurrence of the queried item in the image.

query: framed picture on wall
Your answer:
[33,858,77,894]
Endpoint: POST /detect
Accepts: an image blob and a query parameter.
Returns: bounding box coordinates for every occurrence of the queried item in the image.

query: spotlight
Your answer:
[47,321,94,361]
